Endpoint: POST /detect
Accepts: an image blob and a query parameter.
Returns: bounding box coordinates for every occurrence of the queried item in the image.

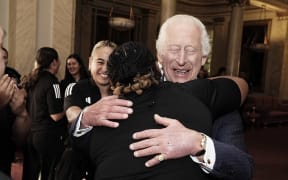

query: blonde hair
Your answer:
[91,40,117,56]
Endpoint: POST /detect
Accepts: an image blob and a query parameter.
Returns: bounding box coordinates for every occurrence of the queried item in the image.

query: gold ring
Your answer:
[157,154,165,162]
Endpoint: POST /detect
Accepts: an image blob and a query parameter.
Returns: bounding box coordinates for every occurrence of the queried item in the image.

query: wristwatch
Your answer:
[193,133,207,156]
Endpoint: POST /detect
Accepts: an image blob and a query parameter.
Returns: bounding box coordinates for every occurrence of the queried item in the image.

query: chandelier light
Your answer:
[109,0,135,31]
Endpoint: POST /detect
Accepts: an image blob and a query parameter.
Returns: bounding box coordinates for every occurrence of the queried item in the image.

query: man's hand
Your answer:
[0,75,16,108]
[81,95,133,128]
[129,114,203,167]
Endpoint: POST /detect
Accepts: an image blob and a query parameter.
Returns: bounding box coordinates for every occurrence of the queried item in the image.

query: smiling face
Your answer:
[157,23,207,83]
[67,58,81,77]
[89,46,114,87]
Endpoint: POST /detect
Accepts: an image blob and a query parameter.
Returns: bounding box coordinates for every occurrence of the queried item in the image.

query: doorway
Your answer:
[240,20,270,92]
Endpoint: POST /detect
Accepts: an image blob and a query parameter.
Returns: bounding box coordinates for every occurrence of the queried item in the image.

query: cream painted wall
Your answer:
[9,0,37,74]
[37,0,52,48]
[0,0,9,49]
[52,0,76,79]
[2,0,76,79]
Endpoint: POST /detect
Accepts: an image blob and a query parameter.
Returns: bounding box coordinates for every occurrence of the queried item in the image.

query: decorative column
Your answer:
[226,0,246,76]
[160,0,176,24]
[211,17,229,76]
[279,17,288,100]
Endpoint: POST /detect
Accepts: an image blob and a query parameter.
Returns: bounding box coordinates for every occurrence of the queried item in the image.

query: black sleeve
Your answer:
[209,78,241,118]
[64,82,82,111]
[47,81,63,114]
[179,78,241,119]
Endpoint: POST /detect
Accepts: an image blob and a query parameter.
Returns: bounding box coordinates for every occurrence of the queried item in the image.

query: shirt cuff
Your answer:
[73,111,93,137]
[190,135,216,173]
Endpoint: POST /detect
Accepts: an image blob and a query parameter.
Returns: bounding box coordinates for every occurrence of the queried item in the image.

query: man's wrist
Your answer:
[190,135,216,173]
[193,133,207,156]
[73,110,93,137]
[80,107,89,128]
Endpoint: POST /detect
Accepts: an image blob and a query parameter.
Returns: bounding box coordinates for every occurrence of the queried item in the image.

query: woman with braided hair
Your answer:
[79,41,248,180]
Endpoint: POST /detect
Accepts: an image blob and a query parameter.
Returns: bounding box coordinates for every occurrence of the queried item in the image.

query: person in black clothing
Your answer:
[64,40,118,124]
[55,54,88,180]
[60,53,89,99]
[22,47,66,180]
[62,40,117,180]
[70,41,248,179]
[0,26,29,177]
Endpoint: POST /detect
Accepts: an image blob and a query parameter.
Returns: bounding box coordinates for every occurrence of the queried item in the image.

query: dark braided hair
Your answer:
[108,41,161,96]
[21,47,59,91]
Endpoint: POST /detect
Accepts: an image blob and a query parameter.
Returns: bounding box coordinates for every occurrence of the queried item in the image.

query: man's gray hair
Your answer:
[156,14,211,57]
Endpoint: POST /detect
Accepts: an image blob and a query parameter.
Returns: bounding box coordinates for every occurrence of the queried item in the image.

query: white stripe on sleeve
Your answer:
[65,83,76,97]
[53,84,61,99]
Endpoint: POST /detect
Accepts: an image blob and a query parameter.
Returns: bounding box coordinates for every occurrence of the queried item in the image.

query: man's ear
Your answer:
[201,56,207,66]
[157,53,163,65]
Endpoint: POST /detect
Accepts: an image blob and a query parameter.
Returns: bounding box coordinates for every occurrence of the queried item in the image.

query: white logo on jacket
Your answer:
[53,84,61,99]
[85,97,91,104]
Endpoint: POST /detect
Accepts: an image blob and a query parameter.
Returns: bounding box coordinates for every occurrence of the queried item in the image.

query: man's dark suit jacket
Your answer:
[211,111,254,180]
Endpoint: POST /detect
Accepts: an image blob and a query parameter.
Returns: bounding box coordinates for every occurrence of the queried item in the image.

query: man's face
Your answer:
[157,24,207,83]
[89,46,113,87]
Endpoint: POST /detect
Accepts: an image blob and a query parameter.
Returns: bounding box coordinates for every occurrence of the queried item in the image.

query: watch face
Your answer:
[200,133,207,148]
[192,133,206,157]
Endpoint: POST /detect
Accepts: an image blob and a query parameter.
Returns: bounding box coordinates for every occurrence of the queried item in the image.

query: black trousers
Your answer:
[24,128,65,180]
[22,133,41,180]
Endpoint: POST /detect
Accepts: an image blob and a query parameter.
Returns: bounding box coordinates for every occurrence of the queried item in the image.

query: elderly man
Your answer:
[129,15,253,179]
[69,15,253,180]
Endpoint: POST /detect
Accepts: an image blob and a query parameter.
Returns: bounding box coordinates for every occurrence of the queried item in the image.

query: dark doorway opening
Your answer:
[240,21,270,92]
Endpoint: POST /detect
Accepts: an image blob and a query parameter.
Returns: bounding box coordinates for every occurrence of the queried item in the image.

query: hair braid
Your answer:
[111,72,159,96]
